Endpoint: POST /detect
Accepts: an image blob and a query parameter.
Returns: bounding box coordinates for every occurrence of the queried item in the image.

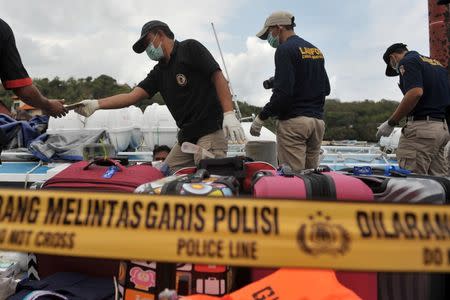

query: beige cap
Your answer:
[256,11,295,40]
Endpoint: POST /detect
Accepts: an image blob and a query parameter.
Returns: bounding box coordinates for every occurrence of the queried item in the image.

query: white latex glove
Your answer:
[223,111,246,144]
[74,99,99,117]
[376,120,395,140]
[250,115,264,137]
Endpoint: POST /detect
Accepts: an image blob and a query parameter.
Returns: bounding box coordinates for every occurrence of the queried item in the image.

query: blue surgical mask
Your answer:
[146,35,164,61]
[267,31,280,48]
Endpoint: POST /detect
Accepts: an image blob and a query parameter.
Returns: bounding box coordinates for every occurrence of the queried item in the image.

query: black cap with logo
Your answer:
[133,20,173,53]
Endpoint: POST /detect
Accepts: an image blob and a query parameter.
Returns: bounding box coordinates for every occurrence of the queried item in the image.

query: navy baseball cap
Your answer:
[383,43,408,77]
[133,20,173,53]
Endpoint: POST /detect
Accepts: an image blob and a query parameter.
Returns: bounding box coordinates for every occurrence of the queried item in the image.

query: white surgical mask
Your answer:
[390,57,399,74]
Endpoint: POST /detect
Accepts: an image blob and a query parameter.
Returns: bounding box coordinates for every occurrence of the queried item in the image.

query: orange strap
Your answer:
[182,269,361,300]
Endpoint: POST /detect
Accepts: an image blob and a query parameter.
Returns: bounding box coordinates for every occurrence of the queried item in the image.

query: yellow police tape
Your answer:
[0,189,449,272]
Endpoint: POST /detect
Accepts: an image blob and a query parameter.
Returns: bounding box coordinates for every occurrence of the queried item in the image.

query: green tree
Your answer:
[0,75,400,142]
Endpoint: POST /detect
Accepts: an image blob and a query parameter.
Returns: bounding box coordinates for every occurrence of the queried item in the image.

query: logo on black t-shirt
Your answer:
[176,74,188,87]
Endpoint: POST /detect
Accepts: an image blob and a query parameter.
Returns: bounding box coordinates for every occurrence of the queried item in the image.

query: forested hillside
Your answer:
[0,75,399,142]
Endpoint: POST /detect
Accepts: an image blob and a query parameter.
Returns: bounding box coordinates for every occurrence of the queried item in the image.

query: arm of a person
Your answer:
[211,70,233,113]
[259,91,290,120]
[186,40,234,112]
[388,87,423,124]
[259,48,295,120]
[13,85,51,108]
[324,68,331,96]
[14,85,67,117]
[98,87,149,109]
[0,21,51,109]
[0,21,32,91]
[0,21,67,117]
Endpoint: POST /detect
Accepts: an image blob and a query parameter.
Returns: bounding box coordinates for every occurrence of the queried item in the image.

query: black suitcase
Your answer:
[347,170,450,300]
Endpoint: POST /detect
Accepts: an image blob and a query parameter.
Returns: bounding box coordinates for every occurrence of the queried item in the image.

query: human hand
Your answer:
[376,120,395,140]
[223,111,246,144]
[42,99,68,118]
[250,115,264,137]
[74,99,100,117]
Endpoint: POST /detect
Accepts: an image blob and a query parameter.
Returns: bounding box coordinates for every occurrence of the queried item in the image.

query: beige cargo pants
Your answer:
[396,120,450,175]
[276,116,325,171]
[165,130,227,171]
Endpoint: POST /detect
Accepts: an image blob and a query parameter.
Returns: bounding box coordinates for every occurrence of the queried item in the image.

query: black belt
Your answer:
[407,116,445,122]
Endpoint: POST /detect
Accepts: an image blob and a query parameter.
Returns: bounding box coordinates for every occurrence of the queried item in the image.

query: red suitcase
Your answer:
[251,168,376,300]
[34,158,164,280]
[42,158,164,192]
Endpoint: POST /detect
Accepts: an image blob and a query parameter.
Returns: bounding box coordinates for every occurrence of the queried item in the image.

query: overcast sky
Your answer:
[1,0,429,106]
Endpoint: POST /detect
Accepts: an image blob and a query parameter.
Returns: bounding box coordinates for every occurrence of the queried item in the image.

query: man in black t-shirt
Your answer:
[377,43,450,175]
[251,11,330,171]
[0,18,67,118]
[75,20,245,170]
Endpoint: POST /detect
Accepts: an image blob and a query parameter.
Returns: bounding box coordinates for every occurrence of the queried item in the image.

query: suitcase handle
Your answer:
[191,169,210,182]
[83,158,124,171]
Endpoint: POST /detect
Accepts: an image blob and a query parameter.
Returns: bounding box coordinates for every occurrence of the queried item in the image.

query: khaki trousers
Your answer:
[396,120,450,176]
[165,130,227,171]
[276,116,325,171]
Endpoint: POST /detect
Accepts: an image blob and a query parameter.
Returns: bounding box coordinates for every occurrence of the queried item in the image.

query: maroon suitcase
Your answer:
[42,158,164,192]
[251,168,377,300]
[35,158,164,279]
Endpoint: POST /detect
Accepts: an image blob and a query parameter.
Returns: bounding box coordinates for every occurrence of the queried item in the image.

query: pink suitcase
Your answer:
[253,169,373,201]
[252,168,376,300]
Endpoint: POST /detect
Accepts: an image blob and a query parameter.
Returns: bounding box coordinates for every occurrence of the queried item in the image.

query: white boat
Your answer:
[0,150,71,188]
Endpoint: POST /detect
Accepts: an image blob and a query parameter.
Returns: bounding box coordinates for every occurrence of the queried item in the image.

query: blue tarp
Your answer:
[0,114,48,148]
[0,114,109,162]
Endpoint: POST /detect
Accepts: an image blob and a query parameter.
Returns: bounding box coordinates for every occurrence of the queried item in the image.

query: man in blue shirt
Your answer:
[377,43,450,175]
[250,11,330,171]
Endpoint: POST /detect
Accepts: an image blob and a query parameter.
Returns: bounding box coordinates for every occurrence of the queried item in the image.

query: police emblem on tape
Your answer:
[176,74,187,86]
[297,211,350,256]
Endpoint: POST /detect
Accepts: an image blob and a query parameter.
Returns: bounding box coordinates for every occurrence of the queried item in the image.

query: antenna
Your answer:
[211,22,242,120]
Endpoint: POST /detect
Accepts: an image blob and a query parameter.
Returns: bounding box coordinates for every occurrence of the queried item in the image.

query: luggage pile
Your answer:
[5,156,448,300]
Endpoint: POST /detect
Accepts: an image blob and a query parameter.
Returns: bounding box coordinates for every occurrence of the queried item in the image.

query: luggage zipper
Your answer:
[44,178,141,189]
